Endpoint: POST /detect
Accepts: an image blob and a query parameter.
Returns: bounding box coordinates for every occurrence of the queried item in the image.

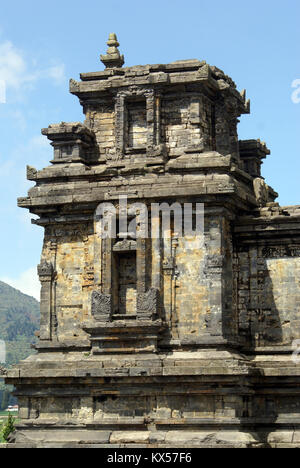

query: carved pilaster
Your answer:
[102,238,114,295]
[37,262,54,341]
[146,90,156,150]
[115,94,126,158]
[215,99,231,156]
[137,237,148,294]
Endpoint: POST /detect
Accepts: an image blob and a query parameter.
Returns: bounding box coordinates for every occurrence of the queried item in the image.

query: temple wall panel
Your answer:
[237,246,300,346]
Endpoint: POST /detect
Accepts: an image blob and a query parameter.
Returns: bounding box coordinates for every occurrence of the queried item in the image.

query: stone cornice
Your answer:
[70,60,249,116]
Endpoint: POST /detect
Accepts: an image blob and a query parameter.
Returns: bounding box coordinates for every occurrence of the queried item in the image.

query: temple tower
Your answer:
[5,35,300,448]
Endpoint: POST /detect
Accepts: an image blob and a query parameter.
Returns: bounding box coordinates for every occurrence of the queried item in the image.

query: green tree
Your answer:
[2,413,15,441]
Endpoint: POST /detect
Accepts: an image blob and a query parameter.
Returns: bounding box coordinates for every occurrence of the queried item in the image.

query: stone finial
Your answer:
[100,33,125,69]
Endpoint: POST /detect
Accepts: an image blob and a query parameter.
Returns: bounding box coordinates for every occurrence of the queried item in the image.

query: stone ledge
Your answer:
[16,417,300,429]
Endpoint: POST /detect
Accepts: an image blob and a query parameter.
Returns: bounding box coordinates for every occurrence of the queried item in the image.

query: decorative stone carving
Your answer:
[262,246,300,258]
[51,226,89,243]
[113,239,137,252]
[69,78,80,93]
[100,33,124,69]
[26,165,38,181]
[114,86,162,159]
[117,86,154,99]
[37,262,55,341]
[137,288,159,320]
[162,257,175,276]
[253,177,269,207]
[206,254,224,269]
[91,291,112,321]
[37,261,54,280]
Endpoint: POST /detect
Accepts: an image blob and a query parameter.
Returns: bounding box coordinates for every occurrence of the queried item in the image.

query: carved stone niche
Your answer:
[86,233,163,352]
[42,122,96,164]
[86,207,164,352]
[114,86,165,160]
[86,287,164,354]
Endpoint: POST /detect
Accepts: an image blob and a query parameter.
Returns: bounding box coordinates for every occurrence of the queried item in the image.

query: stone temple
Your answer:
[5,34,300,448]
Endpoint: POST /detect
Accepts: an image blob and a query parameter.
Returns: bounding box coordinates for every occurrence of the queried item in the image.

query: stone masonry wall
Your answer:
[127,100,147,148]
[18,392,241,423]
[237,246,300,347]
[41,224,95,341]
[39,213,235,344]
[162,94,214,158]
[84,103,116,160]
[172,234,208,339]
[83,92,215,162]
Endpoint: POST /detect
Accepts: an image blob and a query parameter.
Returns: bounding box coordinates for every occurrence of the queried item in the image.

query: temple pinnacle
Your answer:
[100,33,125,69]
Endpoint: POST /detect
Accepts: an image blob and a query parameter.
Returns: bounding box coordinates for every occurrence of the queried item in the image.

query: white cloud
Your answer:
[0,41,28,90]
[0,267,40,301]
[46,64,66,86]
[0,40,66,99]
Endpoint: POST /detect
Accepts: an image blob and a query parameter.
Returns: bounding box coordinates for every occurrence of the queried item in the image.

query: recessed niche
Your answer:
[127,100,147,149]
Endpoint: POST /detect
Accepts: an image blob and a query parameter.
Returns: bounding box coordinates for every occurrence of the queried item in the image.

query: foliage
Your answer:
[1,413,15,442]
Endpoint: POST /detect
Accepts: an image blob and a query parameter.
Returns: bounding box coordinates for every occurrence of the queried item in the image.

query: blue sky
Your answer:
[0,0,299,299]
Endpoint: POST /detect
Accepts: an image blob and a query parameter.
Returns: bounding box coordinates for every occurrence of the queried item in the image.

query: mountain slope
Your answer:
[0,280,40,366]
[0,281,40,409]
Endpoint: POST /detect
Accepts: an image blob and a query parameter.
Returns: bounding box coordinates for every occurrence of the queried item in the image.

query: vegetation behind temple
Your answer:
[0,281,40,409]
